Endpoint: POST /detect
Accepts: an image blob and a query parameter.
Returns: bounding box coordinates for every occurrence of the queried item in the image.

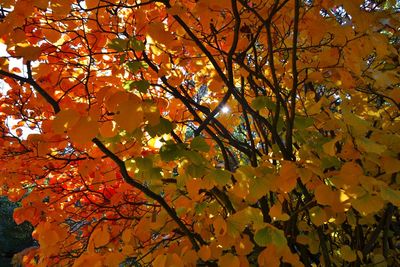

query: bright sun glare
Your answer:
[221,106,230,113]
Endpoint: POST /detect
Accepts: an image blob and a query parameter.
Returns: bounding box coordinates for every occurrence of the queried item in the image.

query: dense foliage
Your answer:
[0,0,399,266]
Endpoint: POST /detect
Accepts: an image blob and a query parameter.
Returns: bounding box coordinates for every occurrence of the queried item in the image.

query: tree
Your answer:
[0,0,399,266]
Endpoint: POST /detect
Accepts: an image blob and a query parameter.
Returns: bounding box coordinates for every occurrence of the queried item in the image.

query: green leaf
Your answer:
[190,136,210,152]
[108,38,129,52]
[160,142,186,161]
[227,207,264,237]
[254,226,287,248]
[187,163,207,178]
[123,80,150,93]
[183,150,205,166]
[294,116,314,130]
[351,193,384,215]
[126,61,142,73]
[248,176,273,203]
[135,157,153,170]
[148,167,163,180]
[123,81,135,91]
[135,80,150,93]
[251,96,275,110]
[206,169,231,186]
[254,227,272,247]
[146,118,173,137]
[129,38,145,51]
[380,187,400,206]
[321,156,341,169]
[355,138,387,155]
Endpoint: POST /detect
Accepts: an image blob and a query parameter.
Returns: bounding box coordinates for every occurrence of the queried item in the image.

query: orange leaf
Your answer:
[69,115,98,144]
[52,109,80,134]
[14,44,41,61]
[219,253,240,267]
[99,121,117,138]
[198,245,211,261]
[91,226,111,248]
[114,99,143,132]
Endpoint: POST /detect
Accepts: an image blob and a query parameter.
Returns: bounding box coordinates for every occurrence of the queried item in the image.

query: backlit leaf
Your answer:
[14,44,41,60]
[190,136,210,152]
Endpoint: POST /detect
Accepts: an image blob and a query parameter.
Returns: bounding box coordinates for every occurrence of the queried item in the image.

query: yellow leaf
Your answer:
[227,207,264,237]
[248,175,274,203]
[351,193,384,215]
[296,234,310,245]
[339,245,357,262]
[323,138,338,156]
[380,187,400,207]
[114,99,143,132]
[342,109,370,134]
[380,156,400,174]
[319,47,339,66]
[355,138,386,155]
[309,206,327,226]
[372,254,387,267]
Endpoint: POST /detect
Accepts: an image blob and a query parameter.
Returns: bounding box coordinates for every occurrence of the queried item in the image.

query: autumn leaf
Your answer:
[309,206,327,226]
[254,225,287,248]
[1,0,400,266]
[69,115,99,144]
[351,193,384,216]
[269,202,290,221]
[339,245,357,262]
[114,99,144,132]
[91,226,111,248]
[198,245,211,261]
[190,136,210,152]
[52,109,80,134]
[380,187,400,207]
[219,253,240,267]
[14,44,41,61]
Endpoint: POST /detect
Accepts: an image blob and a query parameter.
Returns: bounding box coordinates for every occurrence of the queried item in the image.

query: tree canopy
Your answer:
[0,0,399,266]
